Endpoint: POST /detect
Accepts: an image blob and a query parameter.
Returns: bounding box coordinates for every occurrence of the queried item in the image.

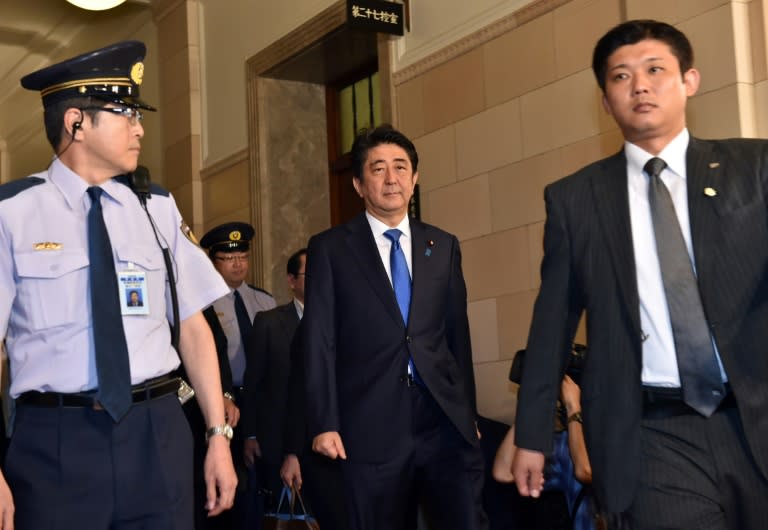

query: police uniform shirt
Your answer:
[211,281,276,386]
[0,158,229,397]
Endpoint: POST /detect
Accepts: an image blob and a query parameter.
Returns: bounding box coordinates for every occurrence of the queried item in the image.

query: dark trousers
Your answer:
[302,451,349,530]
[184,393,259,530]
[6,393,192,530]
[624,400,768,529]
[341,384,489,530]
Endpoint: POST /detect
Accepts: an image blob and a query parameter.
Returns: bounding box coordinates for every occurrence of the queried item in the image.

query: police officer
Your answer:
[200,222,277,396]
[0,41,237,529]
[199,222,276,529]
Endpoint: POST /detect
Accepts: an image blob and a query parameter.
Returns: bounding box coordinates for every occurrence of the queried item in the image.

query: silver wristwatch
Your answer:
[205,423,234,443]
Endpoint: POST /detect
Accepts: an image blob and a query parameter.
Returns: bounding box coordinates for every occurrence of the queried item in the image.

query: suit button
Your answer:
[406,336,412,344]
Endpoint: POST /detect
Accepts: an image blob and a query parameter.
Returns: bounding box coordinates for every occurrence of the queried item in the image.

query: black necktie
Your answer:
[383,229,420,383]
[87,186,132,421]
[233,289,252,349]
[645,157,725,416]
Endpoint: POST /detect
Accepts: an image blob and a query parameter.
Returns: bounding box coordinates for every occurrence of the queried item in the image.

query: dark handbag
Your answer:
[262,486,320,530]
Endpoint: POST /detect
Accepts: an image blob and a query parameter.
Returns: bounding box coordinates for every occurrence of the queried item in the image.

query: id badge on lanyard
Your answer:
[118,262,150,316]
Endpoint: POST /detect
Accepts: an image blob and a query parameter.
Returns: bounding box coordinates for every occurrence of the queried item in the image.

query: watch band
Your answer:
[567,411,583,424]
[206,423,233,442]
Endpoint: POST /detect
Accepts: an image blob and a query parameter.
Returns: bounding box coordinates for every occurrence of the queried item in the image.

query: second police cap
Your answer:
[21,40,156,111]
[200,222,255,253]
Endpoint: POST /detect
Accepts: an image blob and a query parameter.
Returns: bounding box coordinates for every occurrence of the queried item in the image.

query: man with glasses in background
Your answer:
[0,41,236,529]
[197,222,276,529]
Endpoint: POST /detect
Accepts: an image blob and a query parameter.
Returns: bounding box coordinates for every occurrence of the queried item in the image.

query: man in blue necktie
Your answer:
[302,125,488,530]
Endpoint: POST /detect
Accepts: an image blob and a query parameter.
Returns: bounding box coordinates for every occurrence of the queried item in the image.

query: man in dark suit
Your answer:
[511,20,768,529]
[242,249,306,498]
[301,124,488,530]
[243,249,349,529]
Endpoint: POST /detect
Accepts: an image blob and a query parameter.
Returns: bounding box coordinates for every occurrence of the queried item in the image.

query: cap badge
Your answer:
[130,61,145,85]
[229,230,242,241]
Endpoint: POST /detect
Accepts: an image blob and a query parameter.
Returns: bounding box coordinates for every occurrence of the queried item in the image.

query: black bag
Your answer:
[262,486,320,530]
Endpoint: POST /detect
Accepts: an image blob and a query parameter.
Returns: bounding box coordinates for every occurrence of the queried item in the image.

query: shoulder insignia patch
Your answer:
[247,284,274,297]
[0,177,45,202]
[113,174,171,197]
[181,220,200,246]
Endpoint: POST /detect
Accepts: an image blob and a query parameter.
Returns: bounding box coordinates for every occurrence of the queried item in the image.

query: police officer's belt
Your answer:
[16,375,180,410]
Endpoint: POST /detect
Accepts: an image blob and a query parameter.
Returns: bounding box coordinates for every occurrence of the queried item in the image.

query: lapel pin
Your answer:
[704,187,717,197]
[425,240,434,257]
[708,162,720,169]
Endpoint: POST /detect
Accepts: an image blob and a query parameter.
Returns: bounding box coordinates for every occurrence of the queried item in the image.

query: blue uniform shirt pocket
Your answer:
[14,250,89,330]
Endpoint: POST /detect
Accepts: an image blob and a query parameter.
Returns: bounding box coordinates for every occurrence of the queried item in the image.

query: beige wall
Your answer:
[0,4,160,184]
[393,0,767,423]
[198,0,337,167]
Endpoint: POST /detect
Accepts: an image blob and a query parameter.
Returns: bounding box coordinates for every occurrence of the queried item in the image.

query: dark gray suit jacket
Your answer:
[515,137,768,512]
[302,212,479,462]
[242,302,300,462]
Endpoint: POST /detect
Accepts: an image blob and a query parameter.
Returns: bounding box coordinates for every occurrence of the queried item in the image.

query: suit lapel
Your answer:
[591,150,643,339]
[276,302,299,337]
[409,220,429,330]
[685,137,718,263]
[344,213,404,327]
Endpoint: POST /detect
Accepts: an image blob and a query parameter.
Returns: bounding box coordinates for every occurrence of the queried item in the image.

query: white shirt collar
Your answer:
[365,211,411,241]
[293,298,304,320]
[625,128,689,180]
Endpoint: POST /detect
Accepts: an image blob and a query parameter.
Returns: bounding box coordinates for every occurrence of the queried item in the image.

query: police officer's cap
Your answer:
[200,222,255,254]
[20,40,156,111]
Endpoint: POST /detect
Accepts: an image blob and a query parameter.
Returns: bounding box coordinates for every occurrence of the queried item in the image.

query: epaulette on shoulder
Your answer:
[247,284,273,297]
[0,177,45,202]
[148,182,170,197]
[113,174,170,197]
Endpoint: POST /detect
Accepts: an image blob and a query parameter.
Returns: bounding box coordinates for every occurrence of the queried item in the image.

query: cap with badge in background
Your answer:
[20,40,156,111]
[200,222,255,257]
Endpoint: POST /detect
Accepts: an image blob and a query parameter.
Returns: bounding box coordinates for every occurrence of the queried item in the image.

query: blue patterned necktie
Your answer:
[645,157,725,416]
[383,229,420,383]
[87,186,132,421]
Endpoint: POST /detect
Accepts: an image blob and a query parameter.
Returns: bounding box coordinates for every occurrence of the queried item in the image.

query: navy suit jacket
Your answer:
[302,212,479,463]
[515,137,768,512]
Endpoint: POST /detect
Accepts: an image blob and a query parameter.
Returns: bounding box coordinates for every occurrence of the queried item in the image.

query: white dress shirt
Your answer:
[365,211,413,284]
[627,128,727,386]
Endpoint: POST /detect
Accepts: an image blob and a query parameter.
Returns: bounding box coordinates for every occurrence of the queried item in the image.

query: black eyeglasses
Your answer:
[214,254,250,264]
[80,106,144,125]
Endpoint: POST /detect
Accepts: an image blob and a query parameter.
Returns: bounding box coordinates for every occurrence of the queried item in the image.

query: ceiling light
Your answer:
[66,0,127,10]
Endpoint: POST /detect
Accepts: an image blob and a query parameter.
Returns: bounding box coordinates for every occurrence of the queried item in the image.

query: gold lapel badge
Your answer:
[704,187,717,197]
[33,242,63,250]
[708,162,720,169]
